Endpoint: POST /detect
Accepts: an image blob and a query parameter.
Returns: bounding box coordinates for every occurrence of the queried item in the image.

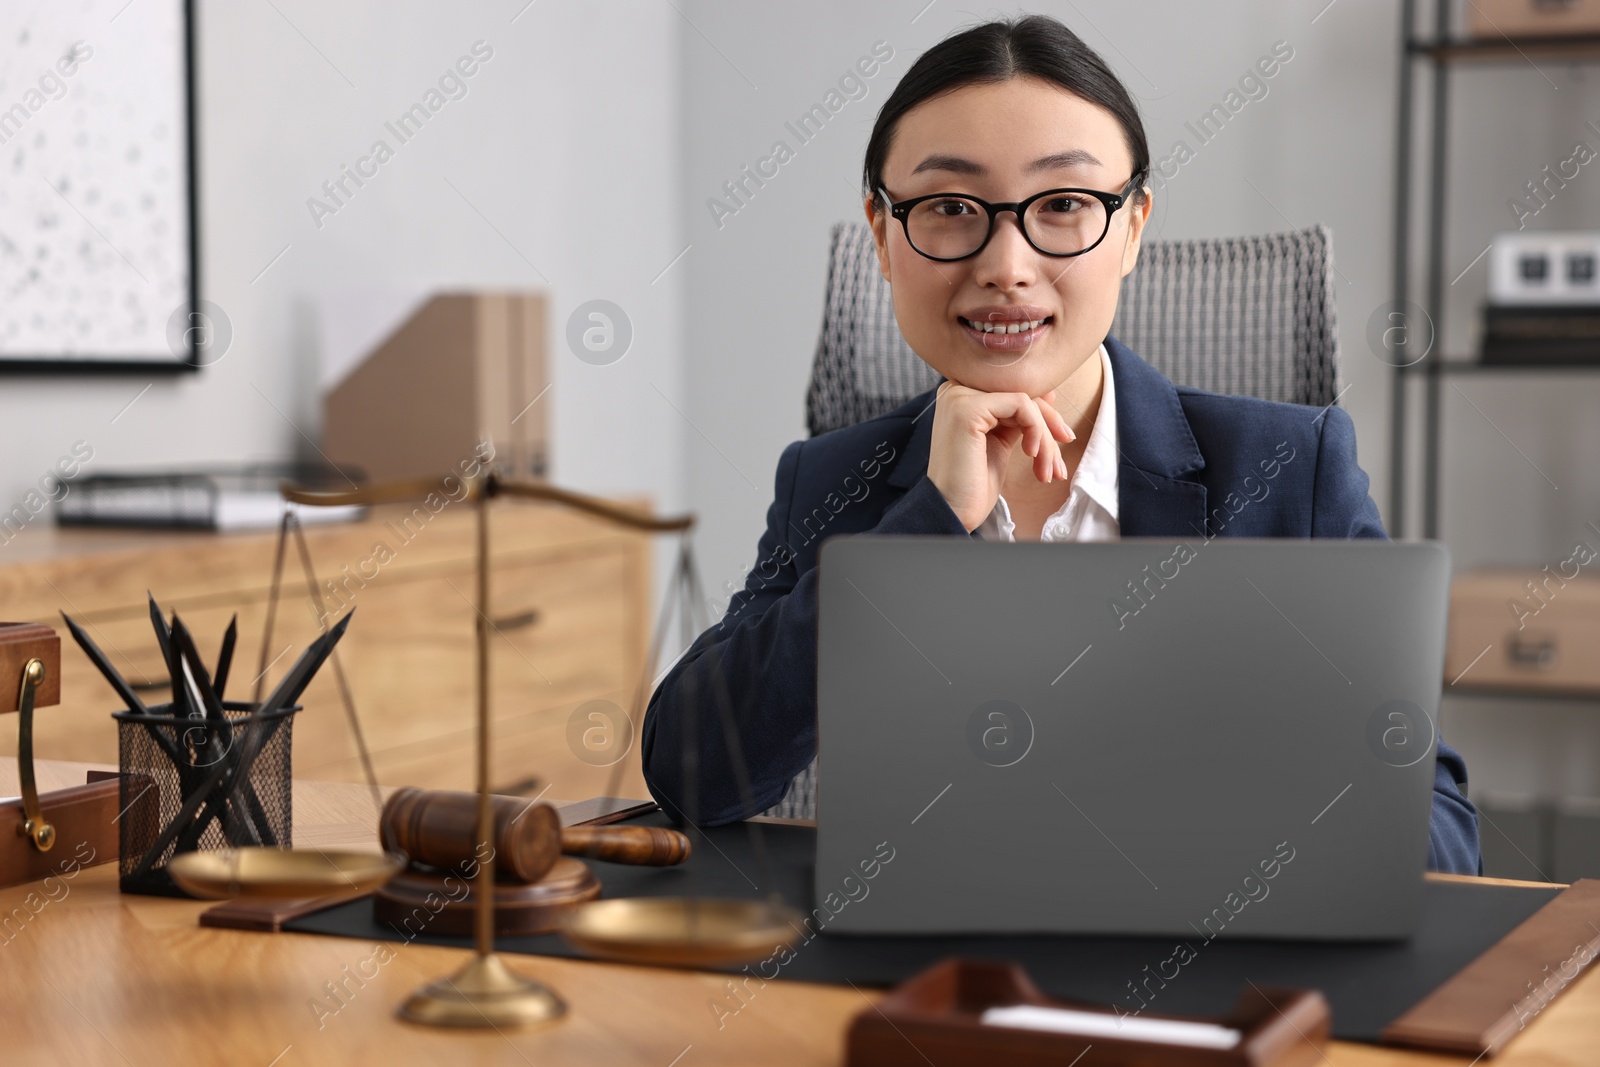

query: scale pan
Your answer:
[561,896,804,967]
[166,847,404,900]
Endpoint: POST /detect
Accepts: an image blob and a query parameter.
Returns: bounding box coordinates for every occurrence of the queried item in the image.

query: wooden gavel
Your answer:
[380,786,691,884]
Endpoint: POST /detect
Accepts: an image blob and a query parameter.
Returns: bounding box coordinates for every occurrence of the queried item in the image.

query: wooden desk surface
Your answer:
[2,760,1594,1066]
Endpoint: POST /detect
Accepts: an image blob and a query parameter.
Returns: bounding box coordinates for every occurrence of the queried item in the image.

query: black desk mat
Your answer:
[284,812,1559,1043]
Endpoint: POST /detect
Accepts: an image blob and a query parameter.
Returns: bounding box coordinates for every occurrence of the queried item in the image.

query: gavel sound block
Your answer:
[375,787,690,937]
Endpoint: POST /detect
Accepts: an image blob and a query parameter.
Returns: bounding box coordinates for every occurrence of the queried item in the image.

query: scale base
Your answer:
[398,952,566,1028]
[376,856,599,936]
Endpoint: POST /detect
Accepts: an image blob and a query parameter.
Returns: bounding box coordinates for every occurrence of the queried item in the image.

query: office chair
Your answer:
[766,221,1344,819]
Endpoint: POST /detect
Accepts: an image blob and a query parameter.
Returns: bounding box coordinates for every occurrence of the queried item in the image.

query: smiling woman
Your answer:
[640,14,1483,877]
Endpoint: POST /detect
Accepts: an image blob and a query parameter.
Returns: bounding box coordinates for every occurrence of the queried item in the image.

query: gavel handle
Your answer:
[560,825,691,866]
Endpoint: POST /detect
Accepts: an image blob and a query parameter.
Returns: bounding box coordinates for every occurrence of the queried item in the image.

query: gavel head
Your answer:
[380,786,562,884]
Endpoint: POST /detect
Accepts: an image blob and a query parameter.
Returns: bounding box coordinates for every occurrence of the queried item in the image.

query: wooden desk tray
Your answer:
[846,959,1330,1067]
[0,771,121,890]
[0,622,60,707]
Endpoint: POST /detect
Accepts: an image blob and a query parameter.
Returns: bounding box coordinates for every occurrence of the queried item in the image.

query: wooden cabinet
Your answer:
[0,503,651,802]
[1446,570,1600,695]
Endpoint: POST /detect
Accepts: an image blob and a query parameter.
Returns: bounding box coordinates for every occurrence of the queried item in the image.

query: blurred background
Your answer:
[2,0,1597,878]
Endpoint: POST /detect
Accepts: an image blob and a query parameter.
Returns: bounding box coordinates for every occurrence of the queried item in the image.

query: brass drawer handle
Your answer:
[1507,634,1558,669]
[492,609,539,633]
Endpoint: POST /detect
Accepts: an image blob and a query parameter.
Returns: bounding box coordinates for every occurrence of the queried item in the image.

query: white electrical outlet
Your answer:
[1490,231,1600,305]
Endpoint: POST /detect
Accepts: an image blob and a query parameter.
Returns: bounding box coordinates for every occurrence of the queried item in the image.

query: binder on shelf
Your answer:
[55,465,365,532]
[1480,305,1600,366]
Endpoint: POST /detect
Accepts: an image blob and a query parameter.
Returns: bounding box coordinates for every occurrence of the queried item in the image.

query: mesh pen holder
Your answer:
[114,700,298,897]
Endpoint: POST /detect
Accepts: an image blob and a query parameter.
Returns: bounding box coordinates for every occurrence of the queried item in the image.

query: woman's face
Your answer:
[868,76,1151,397]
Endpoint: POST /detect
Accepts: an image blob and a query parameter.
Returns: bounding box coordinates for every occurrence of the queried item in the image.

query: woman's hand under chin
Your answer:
[924,380,1076,532]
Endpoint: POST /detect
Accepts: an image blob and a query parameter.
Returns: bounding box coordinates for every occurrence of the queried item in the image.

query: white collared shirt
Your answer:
[975,343,1120,543]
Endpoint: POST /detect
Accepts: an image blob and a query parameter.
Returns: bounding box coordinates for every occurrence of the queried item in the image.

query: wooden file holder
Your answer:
[0,623,120,890]
[846,959,1330,1067]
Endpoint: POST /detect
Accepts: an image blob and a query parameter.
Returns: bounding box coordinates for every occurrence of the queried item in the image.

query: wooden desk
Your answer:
[0,505,652,801]
[2,761,1595,1066]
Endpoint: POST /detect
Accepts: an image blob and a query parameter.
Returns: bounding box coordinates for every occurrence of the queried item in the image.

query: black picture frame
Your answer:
[0,0,200,376]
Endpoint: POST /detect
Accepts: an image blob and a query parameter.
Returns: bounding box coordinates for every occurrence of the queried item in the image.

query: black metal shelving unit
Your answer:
[1389,0,1600,540]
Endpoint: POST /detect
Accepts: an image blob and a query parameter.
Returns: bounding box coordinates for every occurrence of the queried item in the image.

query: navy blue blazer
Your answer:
[642,337,1483,874]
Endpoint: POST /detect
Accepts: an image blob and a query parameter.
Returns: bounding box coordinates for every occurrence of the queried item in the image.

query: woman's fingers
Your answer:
[1026,396,1073,485]
[1026,420,1048,466]
[1025,413,1056,483]
[1006,398,1050,470]
[990,423,1022,455]
[977,391,1067,485]
[1035,394,1075,444]
[926,383,1085,523]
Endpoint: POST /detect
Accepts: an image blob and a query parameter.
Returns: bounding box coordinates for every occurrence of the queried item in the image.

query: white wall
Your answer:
[0,0,687,540]
[677,1,1600,802]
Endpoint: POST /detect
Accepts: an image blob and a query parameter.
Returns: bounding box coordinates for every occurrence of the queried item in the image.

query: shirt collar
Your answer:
[1074,343,1120,522]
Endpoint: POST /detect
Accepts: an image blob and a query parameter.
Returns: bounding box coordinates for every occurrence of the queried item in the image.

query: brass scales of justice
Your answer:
[164,470,804,1028]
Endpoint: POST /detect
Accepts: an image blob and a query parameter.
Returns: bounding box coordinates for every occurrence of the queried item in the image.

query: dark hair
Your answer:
[863,15,1149,203]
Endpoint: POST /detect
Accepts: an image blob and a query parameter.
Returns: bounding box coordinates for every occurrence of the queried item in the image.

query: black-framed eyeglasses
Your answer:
[878,172,1145,262]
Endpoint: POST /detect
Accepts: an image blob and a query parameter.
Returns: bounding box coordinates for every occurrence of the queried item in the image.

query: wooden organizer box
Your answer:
[847,959,1329,1067]
[0,502,650,802]
[0,623,119,890]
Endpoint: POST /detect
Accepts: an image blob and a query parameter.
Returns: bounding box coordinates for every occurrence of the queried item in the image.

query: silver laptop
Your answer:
[814,538,1450,940]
